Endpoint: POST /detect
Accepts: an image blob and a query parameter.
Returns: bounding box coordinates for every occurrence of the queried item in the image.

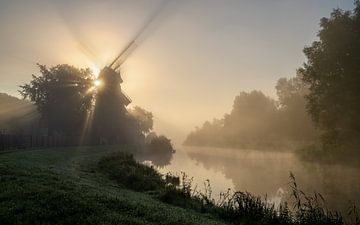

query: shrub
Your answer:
[147,135,174,155]
[98,152,164,192]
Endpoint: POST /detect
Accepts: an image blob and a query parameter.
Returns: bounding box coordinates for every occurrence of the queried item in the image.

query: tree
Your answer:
[275,74,317,143]
[276,74,308,110]
[223,91,277,144]
[20,64,95,135]
[145,135,174,167]
[184,118,224,147]
[299,2,360,148]
[129,106,154,135]
[184,90,279,149]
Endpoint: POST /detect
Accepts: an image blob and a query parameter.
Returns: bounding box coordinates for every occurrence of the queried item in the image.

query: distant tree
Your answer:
[184,91,280,149]
[298,2,360,148]
[184,86,319,150]
[184,118,224,147]
[223,91,278,147]
[275,74,317,143]
[19,64,95,135]
[129,106,153,135]
[0,93,39,134]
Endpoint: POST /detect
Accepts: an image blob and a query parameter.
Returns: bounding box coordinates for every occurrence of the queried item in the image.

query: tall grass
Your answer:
[98,152,359,225]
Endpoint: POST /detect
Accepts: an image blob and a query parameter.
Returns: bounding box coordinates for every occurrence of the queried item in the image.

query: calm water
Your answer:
[151,146,360,212]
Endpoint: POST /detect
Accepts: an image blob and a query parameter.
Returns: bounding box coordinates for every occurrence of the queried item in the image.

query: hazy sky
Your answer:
[0,0,355,143]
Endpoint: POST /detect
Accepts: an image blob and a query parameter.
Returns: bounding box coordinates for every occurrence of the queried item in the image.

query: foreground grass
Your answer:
[0,146,357,225]
[0,146,227,225]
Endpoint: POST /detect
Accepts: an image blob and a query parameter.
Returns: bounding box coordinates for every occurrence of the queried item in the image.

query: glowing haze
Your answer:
[0,0,354,143]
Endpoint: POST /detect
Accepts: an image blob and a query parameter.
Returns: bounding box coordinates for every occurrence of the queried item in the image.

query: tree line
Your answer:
[184,74,317,150]
[185,1,360,155]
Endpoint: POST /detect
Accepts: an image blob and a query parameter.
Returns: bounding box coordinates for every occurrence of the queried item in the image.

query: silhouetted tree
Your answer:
[20,64,95,136]
[299,1,360,149]
[129,106,153,135]
[275,74,317,143]
[145,135,174,167]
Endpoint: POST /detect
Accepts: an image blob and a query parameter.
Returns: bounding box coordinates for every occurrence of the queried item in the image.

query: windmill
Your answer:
[88,1,169,144]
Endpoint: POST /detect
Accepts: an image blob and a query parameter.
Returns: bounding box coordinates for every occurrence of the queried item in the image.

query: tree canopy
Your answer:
[20,64,95,135]
[299,1,360,148]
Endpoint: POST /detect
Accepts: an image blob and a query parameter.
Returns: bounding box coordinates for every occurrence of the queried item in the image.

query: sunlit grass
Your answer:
[0,146,227,225]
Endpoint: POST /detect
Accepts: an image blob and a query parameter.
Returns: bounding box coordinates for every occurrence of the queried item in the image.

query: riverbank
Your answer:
[0,146,357,225]
[0,146,227,225]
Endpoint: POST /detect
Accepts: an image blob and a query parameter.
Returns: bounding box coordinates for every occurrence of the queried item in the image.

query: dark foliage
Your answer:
[299,1,360,150]
[135,135,175,167]
[147,135,174,155]
[19,64,95,136]
[98,152,165,191]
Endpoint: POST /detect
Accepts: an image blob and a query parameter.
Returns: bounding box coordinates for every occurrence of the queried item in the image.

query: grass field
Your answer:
[0,146,227,225]
[0,146,355,225]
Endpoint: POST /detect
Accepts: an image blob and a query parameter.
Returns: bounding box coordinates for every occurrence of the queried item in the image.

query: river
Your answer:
[148,146,360,213]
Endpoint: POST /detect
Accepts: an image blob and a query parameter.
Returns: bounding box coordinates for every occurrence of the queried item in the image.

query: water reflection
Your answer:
[135,148,174,168]
[156,146,360,213]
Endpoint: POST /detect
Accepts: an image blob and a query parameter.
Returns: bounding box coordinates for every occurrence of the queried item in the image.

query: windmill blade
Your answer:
[113,64,121,72]
[53,3,100,65]
[109,39,137,68]
[109,0,170,69]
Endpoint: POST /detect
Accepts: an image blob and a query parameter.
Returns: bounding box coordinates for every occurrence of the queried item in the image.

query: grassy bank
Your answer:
[0,146,358,225]
[0,146,227,225]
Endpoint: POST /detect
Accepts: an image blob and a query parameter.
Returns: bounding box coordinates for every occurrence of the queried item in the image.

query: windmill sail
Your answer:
[106,0,170,105]
[109,0,169,70]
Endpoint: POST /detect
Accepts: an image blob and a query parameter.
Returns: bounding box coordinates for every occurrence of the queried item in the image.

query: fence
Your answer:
[0,134,80,151]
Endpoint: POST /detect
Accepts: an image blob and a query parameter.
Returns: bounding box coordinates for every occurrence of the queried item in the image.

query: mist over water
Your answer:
[150,145,360,213]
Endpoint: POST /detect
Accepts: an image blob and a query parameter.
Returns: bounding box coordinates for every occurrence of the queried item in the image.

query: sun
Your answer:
[94,80,101,87]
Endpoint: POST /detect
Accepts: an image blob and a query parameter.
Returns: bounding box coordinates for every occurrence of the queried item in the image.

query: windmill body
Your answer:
[91,66,137,144]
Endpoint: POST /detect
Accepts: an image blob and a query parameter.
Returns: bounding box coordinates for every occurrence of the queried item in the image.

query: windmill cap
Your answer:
[98,66,123,85]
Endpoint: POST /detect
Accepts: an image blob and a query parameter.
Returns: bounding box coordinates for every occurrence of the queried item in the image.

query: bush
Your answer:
[143,135,175,167]
[147,135,174,155]
[98,152,164,192]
